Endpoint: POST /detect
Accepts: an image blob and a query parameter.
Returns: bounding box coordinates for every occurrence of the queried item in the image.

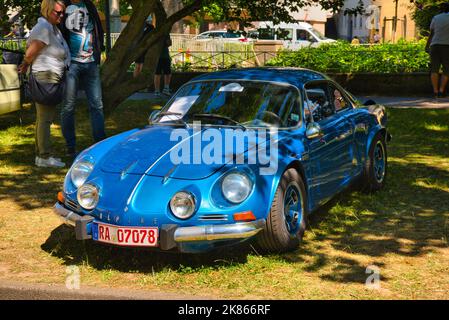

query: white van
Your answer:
[254,21,335,49]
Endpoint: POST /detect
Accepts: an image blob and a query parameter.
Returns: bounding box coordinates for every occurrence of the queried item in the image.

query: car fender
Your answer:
[366,125,387,158]
[75,128,140,163]
[259,153,308,220]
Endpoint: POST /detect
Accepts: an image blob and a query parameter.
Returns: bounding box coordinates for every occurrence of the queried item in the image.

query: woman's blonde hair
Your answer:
[41,0,65,19]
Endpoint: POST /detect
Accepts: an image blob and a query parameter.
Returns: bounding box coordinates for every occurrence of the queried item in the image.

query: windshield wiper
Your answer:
[191,114,247,130]
[152,112,189,128]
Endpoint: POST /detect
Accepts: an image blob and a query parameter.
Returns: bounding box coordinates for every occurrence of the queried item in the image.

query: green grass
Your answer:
[0,101,448,299]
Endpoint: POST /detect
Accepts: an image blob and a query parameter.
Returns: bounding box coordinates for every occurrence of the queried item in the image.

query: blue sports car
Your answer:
[54,68,390,253]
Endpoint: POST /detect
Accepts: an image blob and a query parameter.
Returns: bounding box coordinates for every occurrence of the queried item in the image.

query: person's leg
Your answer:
[430,46,442,96]
[431,73,440,95]
[154,58,163,94]
[35,102,56,158]
[154,74,161,93]
[35,103,42,158]
[83,62,106,143]
[61,63,80,153]
[162,58,172,95]
[440,45,449,96]
[133,63,143,78]
[162,74,172,95]
[164,74,171,87]
[440,75,449,95]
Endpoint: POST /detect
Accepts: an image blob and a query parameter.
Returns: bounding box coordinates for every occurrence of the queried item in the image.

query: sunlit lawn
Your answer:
[0,101,448,299]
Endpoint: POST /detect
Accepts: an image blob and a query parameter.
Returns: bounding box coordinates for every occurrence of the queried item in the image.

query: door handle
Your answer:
[337,129,353,141]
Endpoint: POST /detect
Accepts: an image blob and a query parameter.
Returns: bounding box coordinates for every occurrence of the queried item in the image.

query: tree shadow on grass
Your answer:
[39,155,449,283]
[0,101,159,210]
[3,107,449,285]
[41,224,252,273]
[263,154,448,284]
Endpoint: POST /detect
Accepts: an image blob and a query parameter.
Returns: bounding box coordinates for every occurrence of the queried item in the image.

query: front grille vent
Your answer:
[198,214,228,221]
[65,199,81,212]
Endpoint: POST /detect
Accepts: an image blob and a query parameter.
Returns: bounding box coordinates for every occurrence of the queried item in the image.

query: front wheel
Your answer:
[257,168,307,253]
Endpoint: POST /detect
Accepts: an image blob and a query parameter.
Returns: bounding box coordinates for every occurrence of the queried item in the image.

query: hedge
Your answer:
[265,39,430,73]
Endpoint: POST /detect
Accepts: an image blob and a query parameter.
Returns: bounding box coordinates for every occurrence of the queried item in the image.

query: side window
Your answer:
[330,84,351,112]
[278,28,293,41]
[304,83,333,122]
[258,27,275,40]
[255,86,300,128]
[297,29,308,41]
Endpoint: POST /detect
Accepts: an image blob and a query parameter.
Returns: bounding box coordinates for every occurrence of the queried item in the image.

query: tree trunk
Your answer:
[100,0,202,116]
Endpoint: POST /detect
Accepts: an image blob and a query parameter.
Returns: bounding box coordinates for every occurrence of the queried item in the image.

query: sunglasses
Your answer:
[53,9,65,17]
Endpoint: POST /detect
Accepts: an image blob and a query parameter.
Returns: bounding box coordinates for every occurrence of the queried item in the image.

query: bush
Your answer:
[265,40,430,73]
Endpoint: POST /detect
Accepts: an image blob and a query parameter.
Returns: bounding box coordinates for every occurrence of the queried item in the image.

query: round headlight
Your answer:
[71,161,94,188]
[221,172,253,204]
[77,184,99,210]
[170,191,196,219]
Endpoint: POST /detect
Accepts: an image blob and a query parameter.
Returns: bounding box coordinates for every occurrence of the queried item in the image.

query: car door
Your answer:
[295,29,313,48]
[304,81,354,206]
[328,82,358,177]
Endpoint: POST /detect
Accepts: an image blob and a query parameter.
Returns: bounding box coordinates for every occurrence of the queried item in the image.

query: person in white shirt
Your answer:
[425,3,449,99]
[18,0,70,168]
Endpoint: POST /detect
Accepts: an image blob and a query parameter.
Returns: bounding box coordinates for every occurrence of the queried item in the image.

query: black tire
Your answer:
[362,132,387,192]
[257,168,307,253]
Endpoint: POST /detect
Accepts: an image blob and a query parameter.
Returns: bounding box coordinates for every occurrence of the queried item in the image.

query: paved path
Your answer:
[0,280,212,300]
[126,91,449,109]
[358,96,449,109]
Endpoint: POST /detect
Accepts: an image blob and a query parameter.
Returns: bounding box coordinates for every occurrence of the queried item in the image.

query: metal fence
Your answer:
[0,37,26,54]
[170,50,277,71]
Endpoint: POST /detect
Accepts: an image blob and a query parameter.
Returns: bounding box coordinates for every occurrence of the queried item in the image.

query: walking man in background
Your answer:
[426,2,449,99]
[59,0,106,158]
[154,33,172,97]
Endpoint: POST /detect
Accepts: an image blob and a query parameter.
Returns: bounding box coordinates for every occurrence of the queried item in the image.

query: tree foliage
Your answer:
[100,0,345,114]
[0,0,40,35]
[2,0,346,114]
[411,0,446,36]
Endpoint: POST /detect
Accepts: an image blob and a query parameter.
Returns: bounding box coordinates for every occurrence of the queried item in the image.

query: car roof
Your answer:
[199,30,242,34]
[258,21,314,29]
[190,67,328,89]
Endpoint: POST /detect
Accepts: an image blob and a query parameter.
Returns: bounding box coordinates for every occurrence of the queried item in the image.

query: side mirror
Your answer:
[363,99,377,106]
[308,36,317,43]
[306,122,323,139]
[148,110,161,125]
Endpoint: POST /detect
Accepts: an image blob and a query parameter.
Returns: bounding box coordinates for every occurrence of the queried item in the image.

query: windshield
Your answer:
[156,80,302,128]
[309,27,327,41]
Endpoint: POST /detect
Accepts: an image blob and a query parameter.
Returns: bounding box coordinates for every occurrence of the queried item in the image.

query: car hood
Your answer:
[100,125,271,180]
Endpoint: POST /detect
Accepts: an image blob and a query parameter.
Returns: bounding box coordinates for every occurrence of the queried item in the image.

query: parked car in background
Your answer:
[256,21,336,49]
[54,68,390,254]
[193,30,250,42]
[0,64,21,116]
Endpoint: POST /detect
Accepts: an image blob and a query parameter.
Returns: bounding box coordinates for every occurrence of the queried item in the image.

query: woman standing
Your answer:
[18,0,70,168]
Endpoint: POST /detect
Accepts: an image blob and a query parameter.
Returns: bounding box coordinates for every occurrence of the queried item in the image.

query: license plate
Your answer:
[92,223,158,247]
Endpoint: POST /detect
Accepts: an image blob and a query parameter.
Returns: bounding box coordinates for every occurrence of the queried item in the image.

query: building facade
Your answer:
[336,0,417,43]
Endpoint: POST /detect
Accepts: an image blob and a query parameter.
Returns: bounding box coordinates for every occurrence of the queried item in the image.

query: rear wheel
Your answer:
[362,133,387,192]
[257,168,307,253]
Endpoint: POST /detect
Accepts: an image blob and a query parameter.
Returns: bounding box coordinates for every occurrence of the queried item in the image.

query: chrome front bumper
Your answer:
[53,202,265,248]
[53,202,94,240]
[174,221,265,242]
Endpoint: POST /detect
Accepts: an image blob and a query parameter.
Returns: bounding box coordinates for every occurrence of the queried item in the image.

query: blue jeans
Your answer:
[61,61,106,150]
